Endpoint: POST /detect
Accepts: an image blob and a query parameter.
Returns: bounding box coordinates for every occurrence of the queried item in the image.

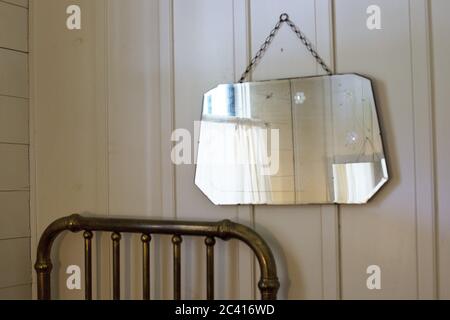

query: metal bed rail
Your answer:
[34,214,280,300]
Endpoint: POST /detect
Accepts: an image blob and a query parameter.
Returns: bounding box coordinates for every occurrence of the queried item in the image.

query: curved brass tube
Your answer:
[35,214,280,300]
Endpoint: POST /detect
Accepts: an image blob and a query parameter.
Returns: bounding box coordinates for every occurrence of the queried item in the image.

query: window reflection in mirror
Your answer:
[195,74,388,205]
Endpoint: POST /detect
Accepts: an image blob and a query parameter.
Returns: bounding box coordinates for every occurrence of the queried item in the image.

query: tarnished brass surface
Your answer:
[141,234,151,300]
[35,214,280,300]
[83,231,93,300]
[172,235,182,300]
[205,237,216,300]
[111,232,121,300]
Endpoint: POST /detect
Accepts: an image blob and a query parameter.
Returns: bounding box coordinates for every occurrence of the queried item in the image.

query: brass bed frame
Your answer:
[34,214,280,300]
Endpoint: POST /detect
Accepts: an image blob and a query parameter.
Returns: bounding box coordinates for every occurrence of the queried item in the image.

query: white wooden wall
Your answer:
[431,0,450,299]
[0,0,31,299]
[30,0,450,299]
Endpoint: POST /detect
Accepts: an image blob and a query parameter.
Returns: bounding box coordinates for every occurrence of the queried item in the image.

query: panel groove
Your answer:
[336,0,418,299]
[0,94,27,100]
[250,0,331,299]
[233,0,256,300]
[427,0,439,298]
[317,0,340,300]
[104,0,112,300]
[0,236,30,241]
[0,142,29,146]
[0,1,28,51]
[408,0,421,299]
[0,47,27,54]
[0,282,32,290]
[160,0,176,220]
[0,0,28,9]
[429,0,450,299]
[409,0,437,299]
[173,0,241,299]
[159,0,176,300]
[28,0,37,300]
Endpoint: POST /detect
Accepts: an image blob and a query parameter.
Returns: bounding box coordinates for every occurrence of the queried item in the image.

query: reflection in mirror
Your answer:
[195,74,388,205]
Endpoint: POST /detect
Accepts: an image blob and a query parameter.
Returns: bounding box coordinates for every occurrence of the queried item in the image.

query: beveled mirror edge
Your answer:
[202,73,372,96]
[195,73,390,206]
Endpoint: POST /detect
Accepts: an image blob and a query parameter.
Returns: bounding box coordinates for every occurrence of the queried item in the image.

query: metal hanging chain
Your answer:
[239,13,332,83]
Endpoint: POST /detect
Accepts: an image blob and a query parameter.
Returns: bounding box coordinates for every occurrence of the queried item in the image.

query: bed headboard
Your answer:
[34,214,280,300]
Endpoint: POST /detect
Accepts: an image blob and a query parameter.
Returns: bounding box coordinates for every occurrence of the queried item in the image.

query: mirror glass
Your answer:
[195,74,388,205]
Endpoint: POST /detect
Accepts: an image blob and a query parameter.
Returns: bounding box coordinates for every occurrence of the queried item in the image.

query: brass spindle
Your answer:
[111,232,121,300]
[35,214,280,301]
[172,235,182,300]
[205,237,215,300]
[141,234,151,300]
[83,231,93,300]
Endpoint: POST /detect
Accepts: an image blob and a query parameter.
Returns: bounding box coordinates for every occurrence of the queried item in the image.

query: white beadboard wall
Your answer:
[29,0,450,299]
[430,0,450,299]
[0,0,31,300]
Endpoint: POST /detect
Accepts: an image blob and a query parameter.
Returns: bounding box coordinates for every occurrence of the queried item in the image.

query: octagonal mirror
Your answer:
[195,74,388,205]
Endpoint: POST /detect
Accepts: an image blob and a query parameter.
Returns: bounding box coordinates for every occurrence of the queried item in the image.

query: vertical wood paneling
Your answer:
[335,0,418,299]
[256,206,324,299]
[173,0,240,299]
[250,0,336,299]
[232,0,258,300]
[430,0,450,300]
[250,0,317,81]
[173,0,237,218]
[30,0,109,299]
[316,0,340,300]
[410,0,437,299]
[107,0,161,218]
[159,0,176,300]
[28,0,450,300]
[107,0,162,298]
[107,0,162,300]
[160,0,176,221]
[28,0,36,299]
[320,206,340,299]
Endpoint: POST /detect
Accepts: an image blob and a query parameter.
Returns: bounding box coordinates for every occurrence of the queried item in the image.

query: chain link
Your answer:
[239,13,332,83]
